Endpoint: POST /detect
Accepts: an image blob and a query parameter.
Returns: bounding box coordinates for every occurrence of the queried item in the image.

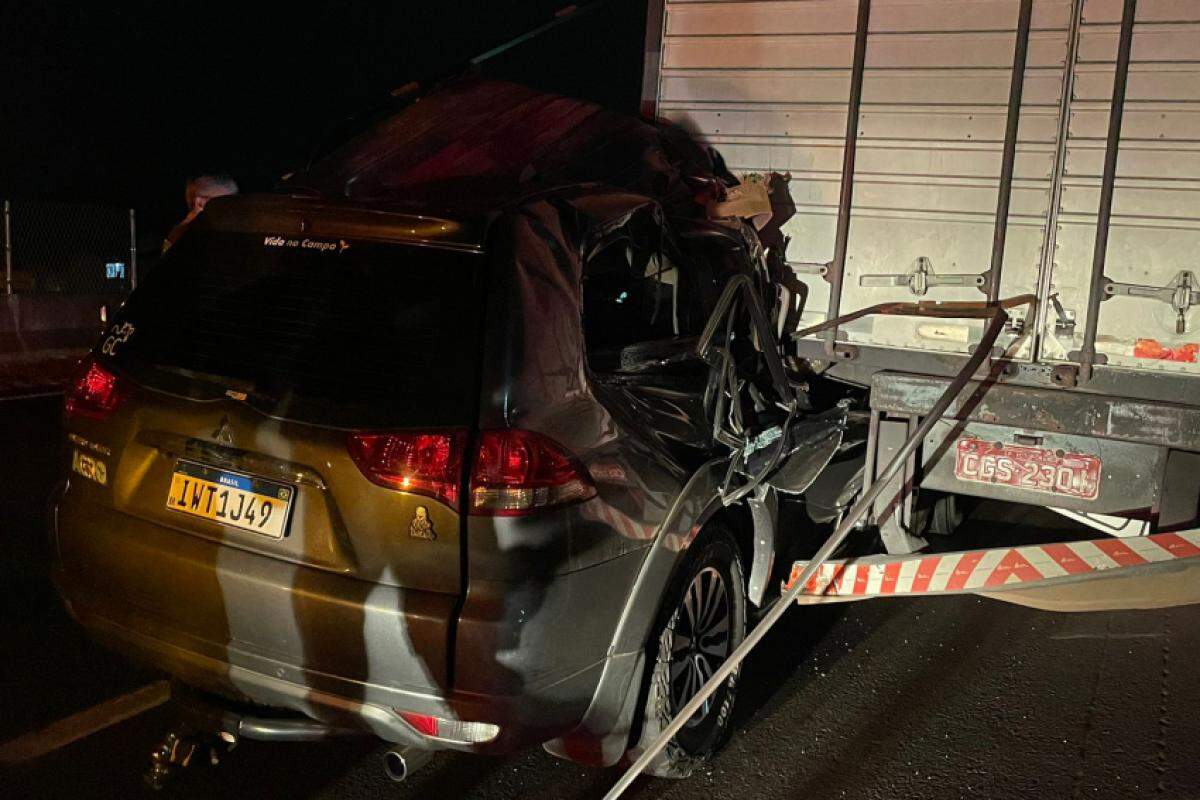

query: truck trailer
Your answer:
[641,0,1200,608]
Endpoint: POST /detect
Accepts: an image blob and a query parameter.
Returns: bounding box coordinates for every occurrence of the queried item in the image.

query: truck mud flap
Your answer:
[784,530,1200,612]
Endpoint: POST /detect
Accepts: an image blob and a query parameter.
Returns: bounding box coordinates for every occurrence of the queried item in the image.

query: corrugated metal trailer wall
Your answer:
[1046,0,1200,375]
[648,0,1200,380]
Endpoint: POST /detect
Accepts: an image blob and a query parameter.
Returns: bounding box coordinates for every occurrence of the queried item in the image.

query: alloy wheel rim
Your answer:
[669,566,731,728]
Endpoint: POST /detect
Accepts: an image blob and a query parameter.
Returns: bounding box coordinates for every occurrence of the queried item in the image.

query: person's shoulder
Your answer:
[162,219,193,253]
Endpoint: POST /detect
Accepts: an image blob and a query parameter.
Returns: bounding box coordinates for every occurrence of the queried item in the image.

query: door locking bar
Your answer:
[1076,0,1137,381]
[822,0,872,361]
[1102,270,1200,335]
[1051,295,1076,337]
[859,256,987,297]
[986,0,1034,303]
[787,260,829,278]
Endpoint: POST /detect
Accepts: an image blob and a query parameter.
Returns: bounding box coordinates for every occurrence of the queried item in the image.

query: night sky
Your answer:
[0,1,649,236]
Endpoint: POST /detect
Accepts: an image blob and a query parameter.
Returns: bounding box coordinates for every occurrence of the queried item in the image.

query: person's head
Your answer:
[185,174,239,214]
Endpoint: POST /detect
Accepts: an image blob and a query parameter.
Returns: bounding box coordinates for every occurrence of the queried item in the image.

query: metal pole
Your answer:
[1077,0,1137,381]
[129,208,138,290]
[3,200,12,296]
[604,300,1019,800]
[986,0,1034,303]
[822,0,871,359]
[469,0,609,66]
[1030,0,1085,363]
[640,0,667,119]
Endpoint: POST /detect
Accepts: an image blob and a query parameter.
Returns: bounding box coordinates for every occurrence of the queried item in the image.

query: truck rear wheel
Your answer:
[630,525,746,778]
[922,491,967,536]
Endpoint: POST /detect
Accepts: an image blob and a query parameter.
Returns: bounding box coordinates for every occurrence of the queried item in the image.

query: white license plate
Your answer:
[954,437,1101,500]
[166,461,294,538]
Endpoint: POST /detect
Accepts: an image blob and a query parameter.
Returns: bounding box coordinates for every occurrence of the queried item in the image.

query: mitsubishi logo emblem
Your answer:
[213,415,235,446]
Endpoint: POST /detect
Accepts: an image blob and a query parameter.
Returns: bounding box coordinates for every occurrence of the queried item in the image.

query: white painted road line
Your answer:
[0,680,170,765]
[0,390,64,401]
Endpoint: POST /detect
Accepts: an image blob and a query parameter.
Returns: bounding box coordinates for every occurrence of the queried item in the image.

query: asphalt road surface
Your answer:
[5,395,1200,799]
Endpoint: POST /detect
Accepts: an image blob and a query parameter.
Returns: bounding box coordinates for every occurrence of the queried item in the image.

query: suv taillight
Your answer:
[468,429,595,516]
[346,428,595,516]
[65,359,124,420]
[347,430,466,509]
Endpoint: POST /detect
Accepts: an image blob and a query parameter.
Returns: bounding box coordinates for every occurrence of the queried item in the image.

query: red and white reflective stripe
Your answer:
[784,530,1200,599]
[580,500,658,541]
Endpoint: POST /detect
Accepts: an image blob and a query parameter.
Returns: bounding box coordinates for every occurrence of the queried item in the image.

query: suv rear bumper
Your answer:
[55,581,609,752]
[52,502,645,754]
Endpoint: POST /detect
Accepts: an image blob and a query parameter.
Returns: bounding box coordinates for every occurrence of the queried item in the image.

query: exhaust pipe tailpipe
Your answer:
[382,746,433,783]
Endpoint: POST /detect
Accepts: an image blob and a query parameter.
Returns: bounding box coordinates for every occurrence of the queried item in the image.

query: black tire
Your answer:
[629,524,747,778]
[920,491,967,536]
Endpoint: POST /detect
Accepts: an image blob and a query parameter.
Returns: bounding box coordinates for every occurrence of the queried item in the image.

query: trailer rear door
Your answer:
[644,0,1200,377]
[1038,0,1200,375]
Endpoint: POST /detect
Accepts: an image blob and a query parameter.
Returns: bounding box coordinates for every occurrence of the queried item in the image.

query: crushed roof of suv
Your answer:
[279,77,722,219]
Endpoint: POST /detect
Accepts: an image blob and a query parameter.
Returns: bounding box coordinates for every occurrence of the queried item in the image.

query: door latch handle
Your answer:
[859,256,987,297]
[1103,269,1200,334]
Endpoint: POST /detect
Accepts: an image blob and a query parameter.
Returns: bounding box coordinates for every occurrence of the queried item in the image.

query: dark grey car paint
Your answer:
[54,77,775,763]
[53,192,755,763]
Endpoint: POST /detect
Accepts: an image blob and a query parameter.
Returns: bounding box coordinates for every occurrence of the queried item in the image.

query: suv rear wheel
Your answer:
[630,524,746,778]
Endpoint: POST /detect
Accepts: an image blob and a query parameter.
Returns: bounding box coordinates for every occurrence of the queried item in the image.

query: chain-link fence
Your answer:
[0,199,137,392]
[1,199,135,295]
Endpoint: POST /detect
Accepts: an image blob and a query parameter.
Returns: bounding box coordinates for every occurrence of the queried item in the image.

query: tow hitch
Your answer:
[143,684,364,789]
[144,729,235,790]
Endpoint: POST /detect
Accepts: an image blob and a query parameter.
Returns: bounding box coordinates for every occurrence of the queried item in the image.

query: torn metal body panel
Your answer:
[749,405,848,496]
[744,485,778,606]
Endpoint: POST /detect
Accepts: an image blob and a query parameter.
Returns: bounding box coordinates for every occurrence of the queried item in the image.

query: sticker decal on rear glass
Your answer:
[100,322,135,356]
[262,235,351,254]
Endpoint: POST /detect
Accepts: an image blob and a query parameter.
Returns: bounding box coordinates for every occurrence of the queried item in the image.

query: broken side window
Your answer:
[582,239,682,371]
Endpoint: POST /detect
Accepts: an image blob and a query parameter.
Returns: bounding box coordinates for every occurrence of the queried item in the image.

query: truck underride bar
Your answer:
[785,530,1200,609]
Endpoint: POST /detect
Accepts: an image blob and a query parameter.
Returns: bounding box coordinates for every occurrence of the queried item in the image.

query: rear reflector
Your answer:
[65,359,124,420]
[347,428,595,516]
[397,711,439,737]
[469,429,595,516]
[347,430,466,508]
[396,710,500,744]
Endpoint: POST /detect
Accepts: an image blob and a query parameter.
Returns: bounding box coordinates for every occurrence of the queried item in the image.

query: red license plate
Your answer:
[953,438,1101,500]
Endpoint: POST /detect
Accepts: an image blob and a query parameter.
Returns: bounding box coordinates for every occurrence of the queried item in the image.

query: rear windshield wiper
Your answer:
[140,363,279,408]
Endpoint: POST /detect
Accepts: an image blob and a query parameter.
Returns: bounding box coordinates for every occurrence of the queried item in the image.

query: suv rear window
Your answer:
[106,230,485,428]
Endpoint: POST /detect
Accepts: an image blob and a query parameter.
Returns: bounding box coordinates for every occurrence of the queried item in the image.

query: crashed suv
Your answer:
[53,79,845,780]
